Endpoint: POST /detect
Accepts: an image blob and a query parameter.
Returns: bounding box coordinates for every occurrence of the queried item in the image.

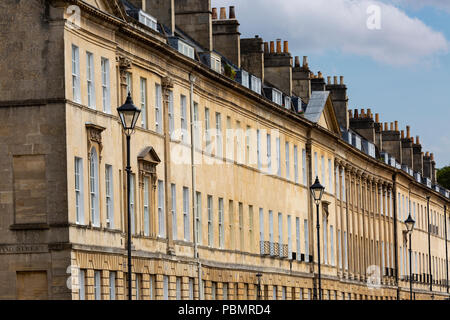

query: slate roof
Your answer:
[304,91,330,123]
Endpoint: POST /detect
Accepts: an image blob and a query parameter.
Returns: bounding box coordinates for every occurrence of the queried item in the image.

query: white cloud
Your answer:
[212,0,448,66]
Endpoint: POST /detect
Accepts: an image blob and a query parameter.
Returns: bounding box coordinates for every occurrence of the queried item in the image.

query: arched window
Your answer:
[90,147,100,227]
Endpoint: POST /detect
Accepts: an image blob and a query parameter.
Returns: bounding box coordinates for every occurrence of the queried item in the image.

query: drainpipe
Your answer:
[444,205,448,294]
[189,73,203,300]
[306,128,315,297]
[392,173,400,300]
[427,196,432,293]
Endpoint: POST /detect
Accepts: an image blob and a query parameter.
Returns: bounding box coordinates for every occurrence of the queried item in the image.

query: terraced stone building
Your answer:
[0,0,449,300]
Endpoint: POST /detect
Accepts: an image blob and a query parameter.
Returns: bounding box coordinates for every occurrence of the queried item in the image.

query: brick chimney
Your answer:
[401,125,413,168]
[381,119,402,163]
[423,152,433,180]
[412,136,423,174]
[349,108,375,144]
[311,71,326,92]
[144,0,175,35]
[292,56,311,104]
[326,75,349,130]
[264,39,293,95]
[241,35,265,81]
[175,0,213,51]
[212,6,241,67]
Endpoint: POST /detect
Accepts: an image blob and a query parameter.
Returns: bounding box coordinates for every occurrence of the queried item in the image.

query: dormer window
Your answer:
[250,75,261,94]
[238,70,249,88]
[178,40,195,59]
[210,53,222,74]
[138,10,158,31]
[272,89,282,105]
[284,96,291,110]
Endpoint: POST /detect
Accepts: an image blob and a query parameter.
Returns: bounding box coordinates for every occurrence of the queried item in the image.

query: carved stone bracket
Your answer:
[86,122,106,161]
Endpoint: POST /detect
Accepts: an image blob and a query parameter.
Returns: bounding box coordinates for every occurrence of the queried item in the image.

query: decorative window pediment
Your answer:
[86,122,106,161]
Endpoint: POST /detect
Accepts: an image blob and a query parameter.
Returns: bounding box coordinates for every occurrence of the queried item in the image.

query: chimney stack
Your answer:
[146,0,175,35]
[276,39,282,53]
[229,6,236,19]
[412,135,423,174]
[241,35,265,81]
[212,3,241,67]
[175,0,213,51]
[219,7,226,19]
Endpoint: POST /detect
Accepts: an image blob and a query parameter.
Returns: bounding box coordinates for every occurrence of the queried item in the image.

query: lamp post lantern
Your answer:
[117,92,141,300]
[310,176,325,300]
[405,213,415,300]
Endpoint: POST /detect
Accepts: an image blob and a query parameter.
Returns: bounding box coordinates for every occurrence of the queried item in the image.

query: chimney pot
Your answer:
[431,153,434,161]
[349,110,353,118]
[426,152,430,157]
[270,41,274,53]
[394,121,398,132]
[334,76,338,85]
[416,136,420,145]
[367,108,372,119]
[401,130,405,139]
[283,41,289,53]
[406,126,410,138]
[361,109,365,117]
[390,122,394,131]
[354,109,359,118]
[318,71,323,79]
[220,7,227,19]
[375,113,379,123]
[327,76,331,85]
[264,42,269,53]
[384,123,388,131]
[294,56,300,67]
[212,7,218,20]
[229,6,236,19]
[303,56,308,68]
[340,76,344,85]
[276,39,282,53]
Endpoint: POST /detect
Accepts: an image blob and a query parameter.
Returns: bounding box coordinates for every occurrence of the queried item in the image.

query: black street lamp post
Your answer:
[310,176,325,300]
[405,213,415,300]
[117,93,141,301]
[256,273,262,300]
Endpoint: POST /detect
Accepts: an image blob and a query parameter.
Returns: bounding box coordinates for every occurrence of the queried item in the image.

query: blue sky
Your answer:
[212,0,450,168]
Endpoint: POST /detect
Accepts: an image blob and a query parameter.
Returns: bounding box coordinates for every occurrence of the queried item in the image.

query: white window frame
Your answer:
[144,177,150,236]
[276,137,281,176]
[216,113,222,158]
[155,84,162,133]
[195,192,202,244]
[86,51,95,108]
[304,219,309,262]
[181,95,187,142]
[219,198,224,248]
[207,195,213,247]
[101,57,110,113]
[89,148,100,227]
[75,157,84,225]
[72,45,81,103]
[168,90,174,136]
[171,184,177,240]
[183,187,190,241]
[105,164,114,229]
[285,142,290,180]
[140,77,147,129]
[302,149,307,185]
[158,180,165,237]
